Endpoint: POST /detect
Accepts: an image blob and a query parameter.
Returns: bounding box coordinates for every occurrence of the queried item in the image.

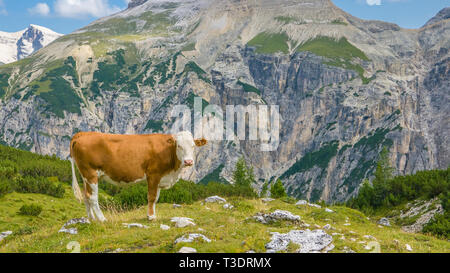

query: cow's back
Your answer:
[71,132,178,183]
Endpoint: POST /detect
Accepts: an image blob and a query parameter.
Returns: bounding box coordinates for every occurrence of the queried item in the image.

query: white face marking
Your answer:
[175,131,196,168]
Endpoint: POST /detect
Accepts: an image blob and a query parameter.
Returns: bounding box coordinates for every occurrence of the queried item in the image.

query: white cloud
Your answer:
[54,0,122,18]
[28,3,51,16]
[366,0,382,5]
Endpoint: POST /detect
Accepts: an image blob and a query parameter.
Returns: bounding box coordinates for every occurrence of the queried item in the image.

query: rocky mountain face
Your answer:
[0,0,448,202]
[0,25,62,64]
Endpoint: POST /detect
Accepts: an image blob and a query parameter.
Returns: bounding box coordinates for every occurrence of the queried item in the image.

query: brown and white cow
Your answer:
[70,131,207,222]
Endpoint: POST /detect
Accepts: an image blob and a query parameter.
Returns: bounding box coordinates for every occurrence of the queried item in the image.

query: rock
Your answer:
[261,198,275,203]
[0,231,13,241]
[173,204,182,208]
[171,217,196,228]
[253,210,301,224]
[323,224,331,230]
[58,217,90,235]
[223,203,234,209]
[377,218,391,227]
[400,198,444,233]
[343,223,351,226]
[123,223,149,229]
[246,250,256,253]
[308,203,322,209]
[295,200,308,206]
[175,233,211,244]
[314,224,321,229]
[178,247,197,253]
[325,208,334,213]
[160,224,170,230]
[363,235,376,241]
[265,229,333,253]
[405,244,413,252]
[205,196,226,203]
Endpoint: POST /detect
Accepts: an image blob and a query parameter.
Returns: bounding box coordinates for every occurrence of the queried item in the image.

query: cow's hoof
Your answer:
[147,215,157,221]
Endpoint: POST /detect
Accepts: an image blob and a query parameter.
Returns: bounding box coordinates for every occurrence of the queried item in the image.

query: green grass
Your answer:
[297,36,373,84]
[1,197,448,253]
[247,32,290,54]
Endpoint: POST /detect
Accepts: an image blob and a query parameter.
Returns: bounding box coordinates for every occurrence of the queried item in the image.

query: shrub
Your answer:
[14,176,65,198]
[0,179,12,198]
[19,204,43,216]
[423,212,450,239]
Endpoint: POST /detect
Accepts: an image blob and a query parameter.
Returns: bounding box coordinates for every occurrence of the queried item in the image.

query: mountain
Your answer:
[0,0,448,203]
[0,25,62,64]
[424,7,450,27]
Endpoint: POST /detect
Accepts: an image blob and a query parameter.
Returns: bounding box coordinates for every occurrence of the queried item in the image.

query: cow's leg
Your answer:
[82,177,96,221]
[83,172,106,222]
[147,175,161,221]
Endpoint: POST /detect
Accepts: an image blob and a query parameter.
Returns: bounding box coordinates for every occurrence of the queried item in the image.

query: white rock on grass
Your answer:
[261,198,275,203]
[308,203,322,208]
[295,200,308,206]
[58,218,90,235]
[175,233,211,244]
[223,203,234,210]
[160,224,170,230]
[266,229,333,253]
[173,204,182,208]
[323,224,331,230]
[205,196,226,203]
[253,210,301,224]
[123,223,149,229]
[179,247,197,253]
[377,218,391,227]
[363,235,377,241]
[0,231,13,241]
[405,244,413,252]
[325,208,334,213]
[171,217,196,228]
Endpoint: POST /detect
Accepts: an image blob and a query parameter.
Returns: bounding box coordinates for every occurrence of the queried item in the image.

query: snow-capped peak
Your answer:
[0,25,63,65]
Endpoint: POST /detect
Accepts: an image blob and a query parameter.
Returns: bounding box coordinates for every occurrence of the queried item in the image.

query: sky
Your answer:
[0,0,449,34]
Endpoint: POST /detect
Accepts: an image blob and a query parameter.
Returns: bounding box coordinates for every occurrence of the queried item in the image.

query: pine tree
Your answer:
[270,179,287,199]
[260,182,269,197]
[232,157,256,195]
[373,146,394,207]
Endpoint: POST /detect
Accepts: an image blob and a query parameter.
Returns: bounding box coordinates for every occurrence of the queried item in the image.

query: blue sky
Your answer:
[0,0,448,34]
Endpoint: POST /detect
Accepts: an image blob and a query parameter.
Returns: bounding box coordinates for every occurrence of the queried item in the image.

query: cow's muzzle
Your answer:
[184,160,194,167]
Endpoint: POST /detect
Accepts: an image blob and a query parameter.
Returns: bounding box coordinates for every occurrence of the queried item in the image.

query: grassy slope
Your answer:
[1,192,448,253]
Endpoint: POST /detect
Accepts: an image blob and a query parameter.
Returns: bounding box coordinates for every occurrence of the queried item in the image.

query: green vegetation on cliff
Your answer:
[247,32,290,54]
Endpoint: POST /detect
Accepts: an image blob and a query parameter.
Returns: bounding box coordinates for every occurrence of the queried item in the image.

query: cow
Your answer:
[69,131,207,222]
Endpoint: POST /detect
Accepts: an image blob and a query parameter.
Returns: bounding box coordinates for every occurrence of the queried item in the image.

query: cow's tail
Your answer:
[70,157,84,203]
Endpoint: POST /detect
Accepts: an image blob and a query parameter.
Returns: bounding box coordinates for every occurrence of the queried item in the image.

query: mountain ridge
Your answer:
[0,24,62,64]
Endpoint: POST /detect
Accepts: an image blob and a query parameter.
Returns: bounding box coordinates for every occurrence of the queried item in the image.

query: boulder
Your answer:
[266,229,333,253]
[253,210,301,224]
[377,218,391,227]
[261,198,275,203]
[123,223,149,229]
[205,196,227,203]
[171,217,196,228]
[223,203,234,210]
[325,208,334,213]
[175,233,211,244]
[405,244,413,252]
[295,200,308,206]
[179,247,197,253]
[58,218,90,235]
[160,224,170,230]
[173,204,182,208]
[0,231,13,241]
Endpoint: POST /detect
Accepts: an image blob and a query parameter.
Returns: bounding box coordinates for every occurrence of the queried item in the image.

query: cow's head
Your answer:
[174,131,207,167]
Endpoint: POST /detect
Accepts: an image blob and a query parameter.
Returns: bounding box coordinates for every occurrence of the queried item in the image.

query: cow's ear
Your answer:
[167,137,175,145]
[195,138,207,147]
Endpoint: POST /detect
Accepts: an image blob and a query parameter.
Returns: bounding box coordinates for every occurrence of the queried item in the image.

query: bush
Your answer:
[19,204,43,216]
[423,212,450,239]
[14,176,65,198]
[0,179,12,198]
